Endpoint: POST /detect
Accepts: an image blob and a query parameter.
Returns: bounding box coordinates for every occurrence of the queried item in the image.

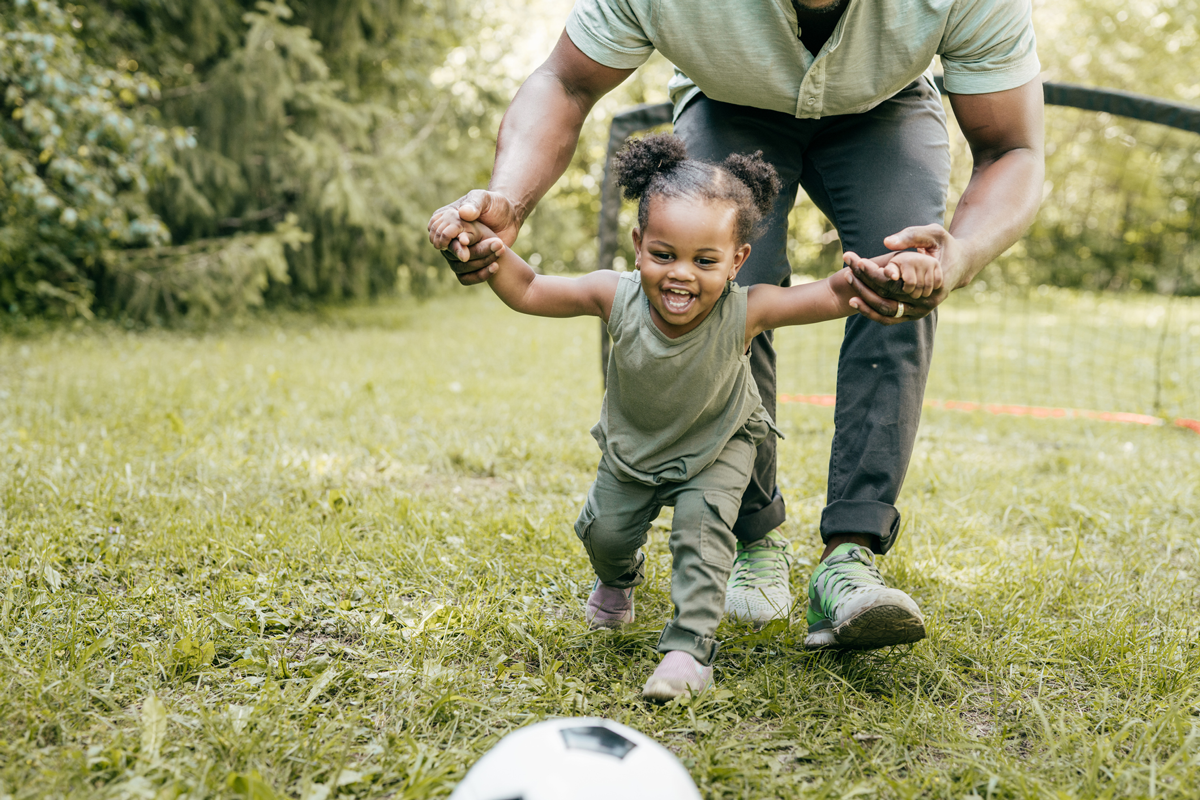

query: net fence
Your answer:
[597,83,1200,430]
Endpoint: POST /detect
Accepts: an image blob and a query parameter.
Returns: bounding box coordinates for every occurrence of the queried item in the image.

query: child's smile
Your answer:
[633,196,750,338]
[662,286,696,315]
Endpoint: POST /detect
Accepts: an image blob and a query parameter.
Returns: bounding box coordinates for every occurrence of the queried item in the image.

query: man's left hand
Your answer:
[844,223,967,324]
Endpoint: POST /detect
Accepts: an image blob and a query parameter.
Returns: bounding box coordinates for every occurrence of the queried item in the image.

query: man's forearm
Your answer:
[946,147,1045,288]
[946,81,1046,290]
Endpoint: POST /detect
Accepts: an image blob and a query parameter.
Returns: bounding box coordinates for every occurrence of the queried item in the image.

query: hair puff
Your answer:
[721,151,781,217]
[613,133,689,202]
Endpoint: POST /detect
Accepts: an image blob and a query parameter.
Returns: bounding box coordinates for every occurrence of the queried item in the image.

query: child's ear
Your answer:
[631,227,643,252]
[728,243,752,281]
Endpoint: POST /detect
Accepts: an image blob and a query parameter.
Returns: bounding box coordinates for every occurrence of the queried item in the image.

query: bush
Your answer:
[0,0,183,317]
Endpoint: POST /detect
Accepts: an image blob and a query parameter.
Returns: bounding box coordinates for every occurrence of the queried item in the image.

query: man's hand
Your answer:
[428,190,522,285]
[843,223,965,324]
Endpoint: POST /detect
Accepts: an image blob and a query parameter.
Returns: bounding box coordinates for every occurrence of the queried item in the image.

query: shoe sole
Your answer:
[725,588,792,627]
[586,607,635,630]
[641,679,711,702]
[587,617,632,630]
[827,602,926,650]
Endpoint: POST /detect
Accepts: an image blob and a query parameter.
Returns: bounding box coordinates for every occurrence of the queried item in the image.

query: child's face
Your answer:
[632,195,750,338]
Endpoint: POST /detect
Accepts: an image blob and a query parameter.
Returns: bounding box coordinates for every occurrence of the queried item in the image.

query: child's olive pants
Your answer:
[574,433,757,666]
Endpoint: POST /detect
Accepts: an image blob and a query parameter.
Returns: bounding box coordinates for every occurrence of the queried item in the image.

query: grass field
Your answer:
[1,289,1198,799]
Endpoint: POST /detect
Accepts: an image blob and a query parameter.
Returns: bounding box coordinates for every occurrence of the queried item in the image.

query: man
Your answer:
[429,0,1044,650]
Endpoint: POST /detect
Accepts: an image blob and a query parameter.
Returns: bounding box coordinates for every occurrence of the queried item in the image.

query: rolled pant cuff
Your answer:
[732,487,786,543]
[596,552,646,590]
[656,623,719,666]
[820,499,901,555]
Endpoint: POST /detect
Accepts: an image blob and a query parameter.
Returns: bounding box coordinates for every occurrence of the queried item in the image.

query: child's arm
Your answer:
[431,207,620,319]
[471,233,620,323]
[745,267,863,344]
[483,239,620,320]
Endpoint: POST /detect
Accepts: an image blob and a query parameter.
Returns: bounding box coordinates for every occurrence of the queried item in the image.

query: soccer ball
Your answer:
[449,717,702,800]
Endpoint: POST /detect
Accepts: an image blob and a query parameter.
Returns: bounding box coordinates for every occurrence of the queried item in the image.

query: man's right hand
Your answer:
[428,189,522,285]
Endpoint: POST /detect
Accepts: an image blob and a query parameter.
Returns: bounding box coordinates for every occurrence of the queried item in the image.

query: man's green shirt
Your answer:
[565,0,1040,119]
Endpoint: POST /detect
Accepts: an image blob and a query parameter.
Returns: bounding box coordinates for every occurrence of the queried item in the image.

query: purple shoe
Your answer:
[642,651,714,701]
[585,578,635,629]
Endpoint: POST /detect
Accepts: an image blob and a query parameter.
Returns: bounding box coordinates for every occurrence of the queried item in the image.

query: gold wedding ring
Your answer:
[893,302,906,318]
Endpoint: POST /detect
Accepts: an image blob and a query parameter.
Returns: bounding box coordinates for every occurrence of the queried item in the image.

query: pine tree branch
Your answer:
[394,95,449,157]
[218,206,285,229]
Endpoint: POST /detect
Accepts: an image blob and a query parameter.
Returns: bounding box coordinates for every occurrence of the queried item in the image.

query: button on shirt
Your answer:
[564,0,1040,120]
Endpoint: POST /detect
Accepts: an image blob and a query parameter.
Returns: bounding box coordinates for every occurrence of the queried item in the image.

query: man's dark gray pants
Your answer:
[674,76,950,555]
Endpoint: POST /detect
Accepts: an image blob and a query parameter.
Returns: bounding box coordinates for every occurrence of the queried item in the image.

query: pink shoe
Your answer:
[585,579,635,629]
[642,651,714,701]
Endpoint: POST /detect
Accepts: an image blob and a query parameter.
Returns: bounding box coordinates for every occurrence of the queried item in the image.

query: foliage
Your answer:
[1019,112,1200,294]
[1,293,1199,796]
[3,0,1199,320]
[1,0,495,321]
[0,0,182,318]
[107,212,311,320]
[950,0,1200,294]
[87,0,494,320]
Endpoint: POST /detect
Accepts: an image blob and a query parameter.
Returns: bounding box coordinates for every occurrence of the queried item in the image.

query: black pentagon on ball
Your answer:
[560,726,639,759]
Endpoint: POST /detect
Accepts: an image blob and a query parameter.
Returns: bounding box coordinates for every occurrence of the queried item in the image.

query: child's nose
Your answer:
[667,262,694,280]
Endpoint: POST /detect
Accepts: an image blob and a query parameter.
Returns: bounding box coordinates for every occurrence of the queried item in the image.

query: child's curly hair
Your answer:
[612,133,781,246]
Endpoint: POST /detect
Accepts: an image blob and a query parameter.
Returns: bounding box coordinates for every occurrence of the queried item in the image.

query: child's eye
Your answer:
[652,251,673,261]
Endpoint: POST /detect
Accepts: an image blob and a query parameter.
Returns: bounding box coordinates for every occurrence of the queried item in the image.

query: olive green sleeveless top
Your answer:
[591,271,777,485]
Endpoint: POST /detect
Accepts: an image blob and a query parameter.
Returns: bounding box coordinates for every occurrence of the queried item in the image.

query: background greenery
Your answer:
[2,0,1198,323]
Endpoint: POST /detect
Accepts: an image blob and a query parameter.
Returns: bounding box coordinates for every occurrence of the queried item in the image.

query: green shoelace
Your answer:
[729,535,789,588]
[810,546,884,613]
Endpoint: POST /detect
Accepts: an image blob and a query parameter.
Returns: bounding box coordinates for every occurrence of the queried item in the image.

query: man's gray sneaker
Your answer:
[805,543,925,650]
[725,529,792,626]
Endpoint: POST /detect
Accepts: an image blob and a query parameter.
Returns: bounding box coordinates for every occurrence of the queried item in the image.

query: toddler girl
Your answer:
[430,134,872,700]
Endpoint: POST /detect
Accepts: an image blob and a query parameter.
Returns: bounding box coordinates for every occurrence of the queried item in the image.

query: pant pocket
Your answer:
[574,504,597,561]
[701,491,739,569]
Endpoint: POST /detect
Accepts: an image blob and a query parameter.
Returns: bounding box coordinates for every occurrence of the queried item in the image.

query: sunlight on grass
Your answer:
[1,291,1198,798]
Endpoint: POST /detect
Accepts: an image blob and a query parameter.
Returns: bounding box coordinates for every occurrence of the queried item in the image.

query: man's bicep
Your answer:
[544,30,638,106]
[948,80,1044,161]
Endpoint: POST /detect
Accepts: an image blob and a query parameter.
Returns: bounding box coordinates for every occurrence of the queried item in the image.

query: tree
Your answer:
[3,0,499,320]
[0,0,177,317]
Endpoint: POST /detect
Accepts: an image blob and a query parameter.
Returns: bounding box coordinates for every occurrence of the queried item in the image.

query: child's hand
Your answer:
[428,208,496,262]
[840,256,908,324]
[429,209,508,274]
[844,248,943,300]
[467,221,508,266]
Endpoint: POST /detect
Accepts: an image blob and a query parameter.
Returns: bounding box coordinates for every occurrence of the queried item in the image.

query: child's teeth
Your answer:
[665,291,690,312]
